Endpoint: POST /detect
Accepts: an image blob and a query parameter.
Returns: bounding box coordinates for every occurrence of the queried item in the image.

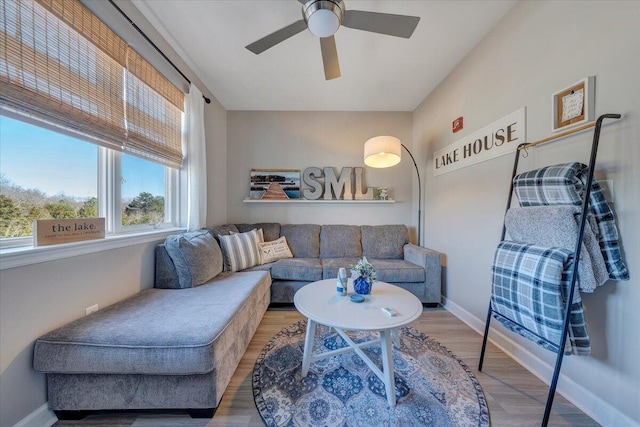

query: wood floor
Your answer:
[53,307,600,427]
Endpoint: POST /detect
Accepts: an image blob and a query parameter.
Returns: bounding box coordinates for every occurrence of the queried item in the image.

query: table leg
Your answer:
[391,328,400,348]
[380,329,396,406]
[301,318,317,377]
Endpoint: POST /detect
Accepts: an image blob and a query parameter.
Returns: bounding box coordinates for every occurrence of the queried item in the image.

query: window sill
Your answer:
[0,228,185,270]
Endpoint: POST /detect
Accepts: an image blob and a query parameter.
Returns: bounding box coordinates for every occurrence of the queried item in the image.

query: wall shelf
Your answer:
[243,199,395,204]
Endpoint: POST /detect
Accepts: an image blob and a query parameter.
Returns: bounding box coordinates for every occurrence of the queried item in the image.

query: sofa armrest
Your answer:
[403,243,442,303]
[404,243,441,270]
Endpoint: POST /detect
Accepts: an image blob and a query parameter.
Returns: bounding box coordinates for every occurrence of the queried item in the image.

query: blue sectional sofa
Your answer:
[33,223,441,419]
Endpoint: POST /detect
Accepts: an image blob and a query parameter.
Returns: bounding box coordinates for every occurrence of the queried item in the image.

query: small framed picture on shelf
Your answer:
[551,76,595,132]
[250,169,300,200]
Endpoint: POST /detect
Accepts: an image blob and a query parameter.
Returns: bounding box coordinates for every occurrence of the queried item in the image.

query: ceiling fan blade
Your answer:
[245,20,307,54]
[320,36,341,80]
[343,10,420,38]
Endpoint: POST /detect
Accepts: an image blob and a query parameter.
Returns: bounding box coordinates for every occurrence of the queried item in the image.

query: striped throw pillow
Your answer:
[218,228,264,272]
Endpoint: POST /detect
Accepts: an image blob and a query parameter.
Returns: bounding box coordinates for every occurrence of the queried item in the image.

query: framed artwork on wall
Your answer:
[552,76,595,132]
[250,169,300,200]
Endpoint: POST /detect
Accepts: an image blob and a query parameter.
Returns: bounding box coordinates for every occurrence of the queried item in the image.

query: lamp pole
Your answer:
[401,144,421,246]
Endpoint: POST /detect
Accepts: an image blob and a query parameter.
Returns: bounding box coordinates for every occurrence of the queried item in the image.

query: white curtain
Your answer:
[185,84,207,231]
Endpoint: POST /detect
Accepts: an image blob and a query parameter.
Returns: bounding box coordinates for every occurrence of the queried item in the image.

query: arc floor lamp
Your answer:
[364,136,422,246]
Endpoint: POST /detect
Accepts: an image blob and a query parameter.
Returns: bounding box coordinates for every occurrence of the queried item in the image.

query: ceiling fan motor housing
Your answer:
[303,0,345,38]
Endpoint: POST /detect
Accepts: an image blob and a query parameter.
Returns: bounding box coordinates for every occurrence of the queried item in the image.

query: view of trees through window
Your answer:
[121,153,166,227]
[0,116,166,239]
[122,191,165,226]
[0,176,99,238]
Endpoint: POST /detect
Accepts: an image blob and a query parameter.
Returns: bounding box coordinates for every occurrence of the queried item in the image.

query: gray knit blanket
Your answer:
[505,206,608,293]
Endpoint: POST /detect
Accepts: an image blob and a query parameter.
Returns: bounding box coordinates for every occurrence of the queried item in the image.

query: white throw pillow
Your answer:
[218,228,264,272]
[258,236,293,264]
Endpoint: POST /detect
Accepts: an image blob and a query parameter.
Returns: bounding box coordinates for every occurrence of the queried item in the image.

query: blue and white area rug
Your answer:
[252,321,489,427]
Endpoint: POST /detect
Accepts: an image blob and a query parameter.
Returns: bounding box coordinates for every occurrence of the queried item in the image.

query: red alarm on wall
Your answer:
[452,117,463,133]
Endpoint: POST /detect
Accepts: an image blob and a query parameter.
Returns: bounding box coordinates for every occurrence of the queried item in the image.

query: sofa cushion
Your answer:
[203,224,239,243]
[218,228,264,272]
[368,259,426,283]
[321,258,360,279]
[258,236,293,264]
[320,225,362,258]
[236,222,281,242]
[270,258,323,281]
[242,263,274,273]
[33,271,271,375]
[361,225,409,259]
[164,230,223,288]
[280,224,321,258]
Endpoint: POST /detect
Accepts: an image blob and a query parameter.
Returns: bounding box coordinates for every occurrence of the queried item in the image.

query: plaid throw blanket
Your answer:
[513,162,629,281]
[491,241,590,356]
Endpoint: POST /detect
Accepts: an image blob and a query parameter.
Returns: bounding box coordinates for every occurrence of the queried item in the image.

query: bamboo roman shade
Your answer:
[125,49,184,167]
[0,0,185,168]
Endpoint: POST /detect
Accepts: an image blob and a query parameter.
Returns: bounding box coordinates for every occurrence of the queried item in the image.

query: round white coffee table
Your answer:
[293,279,423,406]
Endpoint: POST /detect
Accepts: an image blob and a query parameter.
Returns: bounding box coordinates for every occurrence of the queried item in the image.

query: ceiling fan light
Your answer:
[308,9,340,37]
[303,0,345,38]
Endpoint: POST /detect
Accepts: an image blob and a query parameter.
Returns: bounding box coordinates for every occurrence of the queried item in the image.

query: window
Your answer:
[0,116,98,239]
[0,114,178,248]
[0,0,185,249]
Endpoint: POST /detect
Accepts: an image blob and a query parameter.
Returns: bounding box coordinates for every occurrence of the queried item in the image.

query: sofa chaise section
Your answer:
[34,269,270,417]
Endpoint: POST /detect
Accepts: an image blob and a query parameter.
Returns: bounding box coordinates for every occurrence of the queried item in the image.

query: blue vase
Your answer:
[353,276,372,295]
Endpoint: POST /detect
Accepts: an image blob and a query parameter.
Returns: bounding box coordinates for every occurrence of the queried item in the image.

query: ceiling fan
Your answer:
[245,0,420,80]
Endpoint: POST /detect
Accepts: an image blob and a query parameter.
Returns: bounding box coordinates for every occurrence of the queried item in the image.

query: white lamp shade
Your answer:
[364,136,402,168]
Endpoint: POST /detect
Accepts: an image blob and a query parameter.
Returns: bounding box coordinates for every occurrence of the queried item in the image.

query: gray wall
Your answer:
[226,111,417,239]
[413,1,639,425]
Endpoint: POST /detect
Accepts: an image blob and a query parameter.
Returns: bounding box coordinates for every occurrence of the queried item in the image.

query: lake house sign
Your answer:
[433,108,526,176]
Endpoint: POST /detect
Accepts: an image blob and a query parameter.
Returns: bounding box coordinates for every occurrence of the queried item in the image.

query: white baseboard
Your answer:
[442,297,639,427]
[13,403,57,427]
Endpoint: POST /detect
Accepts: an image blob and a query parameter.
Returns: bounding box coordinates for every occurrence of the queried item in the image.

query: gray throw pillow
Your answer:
[164,230,223,288]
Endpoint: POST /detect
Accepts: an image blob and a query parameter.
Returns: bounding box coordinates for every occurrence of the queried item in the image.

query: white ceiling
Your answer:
[132,0,516,112]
